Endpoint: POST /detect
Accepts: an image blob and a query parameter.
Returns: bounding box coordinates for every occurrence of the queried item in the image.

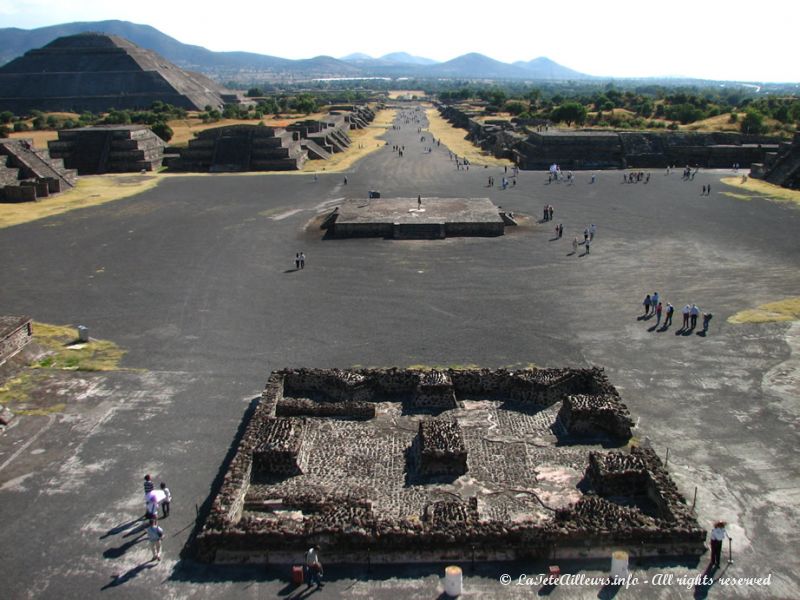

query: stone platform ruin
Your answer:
[47,125,166,174]
[0,139,76,202]
[323,197,510,239]
[195,367,705,565]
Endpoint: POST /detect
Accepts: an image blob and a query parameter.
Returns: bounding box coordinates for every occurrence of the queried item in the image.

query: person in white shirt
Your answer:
[710,521,728,568]
[305,545,323,587]
[682,305,691,329]
[690,304,700,329]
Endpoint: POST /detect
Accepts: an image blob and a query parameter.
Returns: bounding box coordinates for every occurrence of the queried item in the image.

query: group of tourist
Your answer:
[641,293,713,334]
[142,474,172,562]
[623,171,650,184]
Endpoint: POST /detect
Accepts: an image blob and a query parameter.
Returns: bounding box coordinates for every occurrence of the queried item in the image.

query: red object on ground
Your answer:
[291,565,304,585]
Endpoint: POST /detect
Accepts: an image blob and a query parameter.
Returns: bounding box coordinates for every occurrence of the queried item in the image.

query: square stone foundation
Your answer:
[326,197,506,239]
[195,367,705,565]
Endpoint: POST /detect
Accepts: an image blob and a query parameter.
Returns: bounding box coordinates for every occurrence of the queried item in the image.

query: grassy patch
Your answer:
[31,322,126,371]
[728,298,800,324]
[425,108,512,168]
[0,371,37,406]
[720,177,800,207]
[0,173,162,229]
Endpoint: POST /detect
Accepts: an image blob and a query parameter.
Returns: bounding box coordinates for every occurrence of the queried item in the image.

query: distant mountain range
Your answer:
[0,20,591,83]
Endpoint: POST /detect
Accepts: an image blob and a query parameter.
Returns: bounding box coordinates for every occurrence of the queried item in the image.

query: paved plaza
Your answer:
[0,107,798,599]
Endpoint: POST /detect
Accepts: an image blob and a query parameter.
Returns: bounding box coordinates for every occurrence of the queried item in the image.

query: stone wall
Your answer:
[0,316,32,364]
[438,103,781,169]
[752,131,800,190]
[275,397,375,420]
[557,394,634,440]
[413,370,458,409]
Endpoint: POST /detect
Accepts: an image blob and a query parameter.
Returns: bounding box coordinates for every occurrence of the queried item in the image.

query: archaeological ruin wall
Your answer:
[194,367,704,565]
[48,125,166,174]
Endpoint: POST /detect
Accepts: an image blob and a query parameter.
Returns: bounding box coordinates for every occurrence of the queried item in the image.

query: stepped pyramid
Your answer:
[0,139,77,202]
[0,33,238,114]
[168,125,307,172]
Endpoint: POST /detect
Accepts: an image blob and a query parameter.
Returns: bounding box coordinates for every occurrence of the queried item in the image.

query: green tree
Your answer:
[740,109,765,134]
[0,124,10,138]
[551,102,587,126]
[151,121,173,142]
[293,94,317,114]
[504,100,528,116]
[0,111,13,124]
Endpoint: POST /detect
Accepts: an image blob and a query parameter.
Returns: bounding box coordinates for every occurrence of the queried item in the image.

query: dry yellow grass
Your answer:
[0,173,162,229]
[728,298,800,324]
[720,176,800,207]
[301,108,395,173]
[425,107,512,167]
[7,129,60,147]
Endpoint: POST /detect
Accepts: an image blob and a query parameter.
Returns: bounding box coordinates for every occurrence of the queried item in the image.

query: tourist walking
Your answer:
[160,482,172,518]
[665,303,674,327]
[643,294,652,316]
[305,545,323,587]
[655,302,663,326]
[682,305,691,329]
[709,521,728,568]
[584,238,590,254]
[146,519,164,562]
[299,252,306,269]
[295,253,301,270]
[690,304,700,329]
[651,291,659,309]
[583,228,589,244]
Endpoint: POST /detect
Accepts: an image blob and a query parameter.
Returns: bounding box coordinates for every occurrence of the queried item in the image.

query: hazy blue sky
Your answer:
[1,0,797,82]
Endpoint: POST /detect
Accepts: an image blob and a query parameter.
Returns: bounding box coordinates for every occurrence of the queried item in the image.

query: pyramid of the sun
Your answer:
[0,33,238,114]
